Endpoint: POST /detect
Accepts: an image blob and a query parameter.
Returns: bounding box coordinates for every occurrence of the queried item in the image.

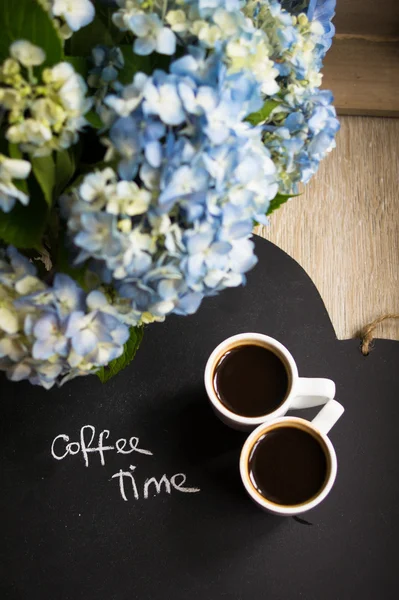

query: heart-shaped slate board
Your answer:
[1,235,398,600]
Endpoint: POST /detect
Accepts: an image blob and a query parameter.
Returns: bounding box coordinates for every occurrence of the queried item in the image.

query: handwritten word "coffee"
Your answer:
[51,425,152,467]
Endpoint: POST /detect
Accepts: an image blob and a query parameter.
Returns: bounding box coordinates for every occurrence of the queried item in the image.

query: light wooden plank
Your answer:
[256,116,399,342]
[322,38,399,117]
[334,0,399,38]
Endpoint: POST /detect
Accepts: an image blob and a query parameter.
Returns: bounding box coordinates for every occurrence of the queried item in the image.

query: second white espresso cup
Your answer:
[204,333,336,431]
[239,399,345,515]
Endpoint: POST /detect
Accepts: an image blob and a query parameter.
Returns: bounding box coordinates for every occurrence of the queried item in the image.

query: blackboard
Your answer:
[1,236,398,600]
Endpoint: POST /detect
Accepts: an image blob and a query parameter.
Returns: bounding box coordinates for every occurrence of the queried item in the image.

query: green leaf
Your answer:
[95,3,127,45]
[8,143,22,160]
[85,109,103,129]
[69,14,114,57]
[119,45,152,84]
[266,192,300,216]
[31,154,56,208]
[96,326,144,384]
[54,149,75,197]
[65,55,89,78]
[246,99,281,126]
[0,174,48,248]
[0,0,63,67]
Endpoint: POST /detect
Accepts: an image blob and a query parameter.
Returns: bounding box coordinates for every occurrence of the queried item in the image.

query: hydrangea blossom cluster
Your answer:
[38,0,95,39]
[0,42,92,158]
[242,0,339,191]
[107,0,339,193]
[61,0,338,324]
[0,0,338,387]
[64,55,279,322]
[0,247,130,388]
[307,0,336,52]
[262,89,339,190]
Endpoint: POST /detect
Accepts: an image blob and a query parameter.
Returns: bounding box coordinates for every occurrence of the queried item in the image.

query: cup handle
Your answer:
[290,377,336,409]
[311,399,345,435]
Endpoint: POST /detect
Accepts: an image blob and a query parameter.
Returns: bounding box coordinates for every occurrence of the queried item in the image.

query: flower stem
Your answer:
[162,0,168,20]
[27,66,37,85]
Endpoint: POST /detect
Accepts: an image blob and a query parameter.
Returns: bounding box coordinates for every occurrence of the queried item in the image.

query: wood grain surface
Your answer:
[320,0,399,116]
[322,37,399,117]
[334,0,399,37]
[256,116,399,342]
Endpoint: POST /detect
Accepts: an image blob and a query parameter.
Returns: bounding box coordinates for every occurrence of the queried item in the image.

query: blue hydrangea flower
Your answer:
[308,0,336,53]
[65,310,129,355]
[63,44,281,325]
[143,71,186,126]
[0,0,339,388]
[51,0,95,33]
[89,45,125,90]
[0,249,130,389]
[130,13,177,56]
[32,313,69,360]
[60,0,338,341]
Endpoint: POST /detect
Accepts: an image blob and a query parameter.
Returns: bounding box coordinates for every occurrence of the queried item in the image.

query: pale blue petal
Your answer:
[111,323,129,345]
[210,241,232,255]
[33,314,57,340]
[32,338,56,360]
[156,28,176,56]
[145,141,162,168]
[129,14,152,36]
[54,337,69,357]
[134,38,156,56]
[118,158,139,180]
[0,192,15,213]
[158,279,177,300]
[102,65,118,83]
[186,231,214,254]
[175,292,203,315]
[72,329,97,355]
[53,274,85,315]
[228,220,253,239]
[65,311,86,338]
[187,254,205,278]
[86,290,108,310]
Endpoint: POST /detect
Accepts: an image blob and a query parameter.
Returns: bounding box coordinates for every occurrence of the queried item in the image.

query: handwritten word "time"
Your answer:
[51,425,152,467]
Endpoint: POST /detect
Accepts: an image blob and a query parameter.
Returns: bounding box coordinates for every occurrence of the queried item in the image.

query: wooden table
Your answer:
[257,116,399,342]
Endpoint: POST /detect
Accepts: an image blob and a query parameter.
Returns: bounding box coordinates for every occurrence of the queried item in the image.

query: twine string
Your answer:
[359,314,399,355]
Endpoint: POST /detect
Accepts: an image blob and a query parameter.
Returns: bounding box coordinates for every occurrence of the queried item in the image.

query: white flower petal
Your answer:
[1,158,31,180]
[156,28,176,56]
[52,0,95,33]
[10,40,45,67]
[0,308,19,334]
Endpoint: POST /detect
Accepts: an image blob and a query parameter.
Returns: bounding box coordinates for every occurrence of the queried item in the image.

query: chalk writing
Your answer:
[112,467,200,501]
[51,425,153,467]
[51,424,200,502]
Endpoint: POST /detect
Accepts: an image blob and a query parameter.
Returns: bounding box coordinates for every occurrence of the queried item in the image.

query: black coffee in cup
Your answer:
[212,344,289,417]
[248,425,329,506]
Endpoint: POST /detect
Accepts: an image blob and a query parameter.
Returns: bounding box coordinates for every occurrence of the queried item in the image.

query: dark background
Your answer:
[1,237,398,600]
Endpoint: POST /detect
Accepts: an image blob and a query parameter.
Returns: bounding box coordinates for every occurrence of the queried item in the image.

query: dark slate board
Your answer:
[0,236,398,600]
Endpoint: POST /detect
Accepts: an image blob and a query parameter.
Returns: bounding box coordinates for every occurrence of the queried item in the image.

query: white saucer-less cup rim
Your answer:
[204,332,336,431]
[239,414,339,516]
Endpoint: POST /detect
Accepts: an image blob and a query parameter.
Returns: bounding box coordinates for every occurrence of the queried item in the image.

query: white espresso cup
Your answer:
[204,333,336,431]
[239,400,345,515]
